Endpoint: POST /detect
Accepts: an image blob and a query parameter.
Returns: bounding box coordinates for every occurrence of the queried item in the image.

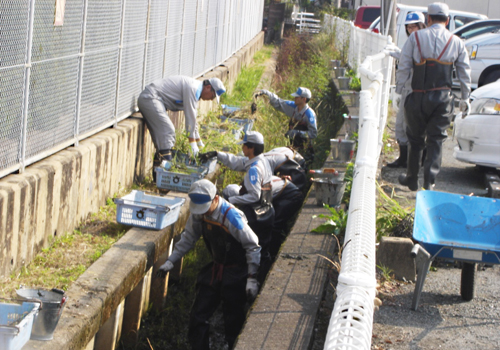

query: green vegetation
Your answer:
[1,197,128,298]
[312,205,348,237]
[376,183,414,241]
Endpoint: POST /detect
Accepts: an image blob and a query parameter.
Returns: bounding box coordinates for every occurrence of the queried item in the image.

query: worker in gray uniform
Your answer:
[156,179,260,350]
[264,146,307,191]
[198,131,274,283]
[257,87,317,163]
[138,75,226,178]
[395,2,471,190]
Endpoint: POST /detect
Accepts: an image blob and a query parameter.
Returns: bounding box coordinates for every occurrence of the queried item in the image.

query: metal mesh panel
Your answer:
[204,0,218,68]
[31,0,84,61]
[180,0,198,76]
[116,0,148,117]
[117,43,145,117]
[84,1,122,52]
[193,0,209,77]
[0,1,30,67]
[164,1,184,77]
[79,50,119,134]
[0,67,25,169]
[215,0,225,64]
[222,1,231,59]
[26,58,79,158]
[145,1,169,85]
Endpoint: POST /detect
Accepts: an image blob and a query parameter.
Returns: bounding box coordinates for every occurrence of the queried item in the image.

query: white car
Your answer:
[453,80,500,168]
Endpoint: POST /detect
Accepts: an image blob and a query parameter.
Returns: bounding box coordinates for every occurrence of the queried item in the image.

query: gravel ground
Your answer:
[372,105,500,350]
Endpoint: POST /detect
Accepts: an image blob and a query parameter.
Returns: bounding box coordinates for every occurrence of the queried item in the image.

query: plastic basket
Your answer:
[114,190,185,230]
[0,301,40,350]
[167,151,217,175]
[219,115,254,135]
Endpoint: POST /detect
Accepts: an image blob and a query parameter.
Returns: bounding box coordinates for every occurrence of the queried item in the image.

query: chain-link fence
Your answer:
[0,0,264,179]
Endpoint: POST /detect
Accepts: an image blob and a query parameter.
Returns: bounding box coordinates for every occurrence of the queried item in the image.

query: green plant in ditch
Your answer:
[311,204,348,237]
[376,182,414,241]
[341,162,355,205]
[377,264,394,282]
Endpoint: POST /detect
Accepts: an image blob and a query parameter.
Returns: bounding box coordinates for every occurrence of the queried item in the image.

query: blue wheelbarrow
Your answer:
[411,191,500,310]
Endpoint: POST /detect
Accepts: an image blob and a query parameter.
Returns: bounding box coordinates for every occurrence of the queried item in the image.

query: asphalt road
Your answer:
[374,102,500,350]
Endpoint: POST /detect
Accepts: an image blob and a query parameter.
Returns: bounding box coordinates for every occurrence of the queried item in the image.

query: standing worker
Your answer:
[138,75,226,177]
[256,87,317,163]
[156,179,260,350]
[198,131,274,283]
[395,3,471,190]
[385,12,426,168]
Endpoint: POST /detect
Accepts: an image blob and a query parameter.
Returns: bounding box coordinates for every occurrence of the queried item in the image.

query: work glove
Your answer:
[459,99,470,113]
[393,93,402,108]
[156,260,174,278]
[246,277,259,302]
[255,89,269,98]
[198,151,218,162]
[189,142,199,157]
[197,139,205,148]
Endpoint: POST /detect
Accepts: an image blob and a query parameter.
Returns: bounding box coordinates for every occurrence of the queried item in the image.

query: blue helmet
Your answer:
[405,12,425,25]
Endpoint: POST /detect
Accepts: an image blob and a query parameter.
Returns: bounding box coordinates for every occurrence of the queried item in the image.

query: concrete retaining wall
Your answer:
[0,31,264,280]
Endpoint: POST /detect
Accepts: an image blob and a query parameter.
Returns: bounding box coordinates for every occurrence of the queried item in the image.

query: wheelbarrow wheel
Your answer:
[460,262,476,301]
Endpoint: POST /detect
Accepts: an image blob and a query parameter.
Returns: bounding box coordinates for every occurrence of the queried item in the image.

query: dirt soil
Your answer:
[371,104,500,350]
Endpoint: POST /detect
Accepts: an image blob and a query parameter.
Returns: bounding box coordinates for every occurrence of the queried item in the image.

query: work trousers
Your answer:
[137,89,176,151]
[395,87,410,145]
[404,90,454,185]
[189,263,247,350]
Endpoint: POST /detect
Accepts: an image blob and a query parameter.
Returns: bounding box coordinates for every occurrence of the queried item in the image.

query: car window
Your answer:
[363,8,381,23]
[461,25,500,40]
[454,16,480,30]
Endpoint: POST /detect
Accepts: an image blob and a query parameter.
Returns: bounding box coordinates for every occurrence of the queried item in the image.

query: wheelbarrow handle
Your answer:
[51,288,65,295]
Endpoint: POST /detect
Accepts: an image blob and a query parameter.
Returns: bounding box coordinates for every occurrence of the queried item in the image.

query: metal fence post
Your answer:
[74,0,89,147]
[19,0,37,173]
[114,0,127,128]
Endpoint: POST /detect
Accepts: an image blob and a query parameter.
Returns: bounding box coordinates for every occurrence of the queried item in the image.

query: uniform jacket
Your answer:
[168,198,261,274]
[145,75,203,139]
[217,152,273,206]
[396,23,471,99]
[264,91,317,139]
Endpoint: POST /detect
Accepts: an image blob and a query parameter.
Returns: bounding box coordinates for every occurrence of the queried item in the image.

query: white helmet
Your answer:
[405,12,425,25]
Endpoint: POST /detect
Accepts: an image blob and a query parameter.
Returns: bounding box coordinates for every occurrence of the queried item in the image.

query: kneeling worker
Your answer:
[157,179,260,350]
[199,131,274,283]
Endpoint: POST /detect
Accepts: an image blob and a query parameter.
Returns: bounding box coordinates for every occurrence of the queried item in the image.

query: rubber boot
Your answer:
[398,146,422,191]
[421,148,427,168]
[152,149,172,182]
[387,144,408,168]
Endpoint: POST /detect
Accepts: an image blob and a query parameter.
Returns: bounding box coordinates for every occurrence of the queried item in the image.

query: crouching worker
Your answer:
[198,131,274,284]
[264,146,307,192]
[157,179,260,350]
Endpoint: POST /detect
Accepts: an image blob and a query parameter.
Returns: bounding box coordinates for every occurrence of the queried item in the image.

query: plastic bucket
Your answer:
[343,115,359,134]
[330,139,356,162]
[335,67,346,78]
[16,288,66,341]
[313,178,347,207]
[338,76,350,89]
[330,59,341,69]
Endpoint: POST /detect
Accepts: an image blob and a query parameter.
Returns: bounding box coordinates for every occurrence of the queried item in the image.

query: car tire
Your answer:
[482,70,500,87]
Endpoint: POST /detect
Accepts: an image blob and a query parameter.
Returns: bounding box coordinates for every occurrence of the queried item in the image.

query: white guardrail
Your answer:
[322,16,394,349]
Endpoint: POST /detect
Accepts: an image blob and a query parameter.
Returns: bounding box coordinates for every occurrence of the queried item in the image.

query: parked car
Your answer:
[453,32,500,89]
[354,6,380,29]
[368,4,487,49]
[452,19,500,40]
[453,80,500,168]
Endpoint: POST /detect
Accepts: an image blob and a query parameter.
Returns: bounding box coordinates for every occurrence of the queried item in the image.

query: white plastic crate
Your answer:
[114,191,185,230]
[0,301,40,350]
[155,167,208,193]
